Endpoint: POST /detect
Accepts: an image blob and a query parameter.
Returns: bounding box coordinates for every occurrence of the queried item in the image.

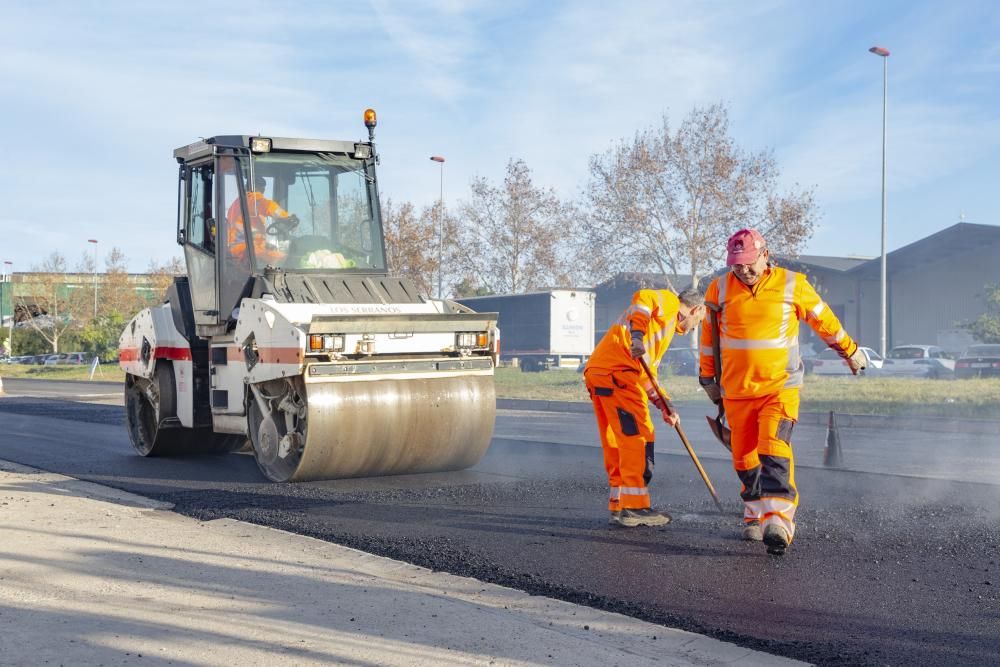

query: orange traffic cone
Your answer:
[823,410,842,468]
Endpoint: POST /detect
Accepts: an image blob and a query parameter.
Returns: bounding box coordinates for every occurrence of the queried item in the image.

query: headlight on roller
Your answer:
[456,332,489,350]
[309,334,345,352]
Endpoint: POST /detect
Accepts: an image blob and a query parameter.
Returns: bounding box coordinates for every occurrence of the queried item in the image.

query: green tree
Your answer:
[964,284,1000,343]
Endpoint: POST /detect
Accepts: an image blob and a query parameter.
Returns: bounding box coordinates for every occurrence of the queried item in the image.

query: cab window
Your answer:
[186,165,215,253]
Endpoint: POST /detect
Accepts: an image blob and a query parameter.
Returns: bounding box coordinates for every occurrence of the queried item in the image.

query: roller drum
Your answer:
[286,373,495,482]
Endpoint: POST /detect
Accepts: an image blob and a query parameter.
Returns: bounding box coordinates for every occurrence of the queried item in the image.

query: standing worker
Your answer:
[584,288,706,527]
[699,229,867,555]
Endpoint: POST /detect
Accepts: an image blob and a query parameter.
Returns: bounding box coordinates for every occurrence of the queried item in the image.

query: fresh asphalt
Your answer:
[0,377,998,666]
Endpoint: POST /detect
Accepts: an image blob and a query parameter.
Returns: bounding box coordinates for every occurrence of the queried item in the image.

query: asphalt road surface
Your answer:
[1,379,998,666]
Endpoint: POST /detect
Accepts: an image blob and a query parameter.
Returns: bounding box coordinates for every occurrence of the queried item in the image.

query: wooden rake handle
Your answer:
[638,357,726,514]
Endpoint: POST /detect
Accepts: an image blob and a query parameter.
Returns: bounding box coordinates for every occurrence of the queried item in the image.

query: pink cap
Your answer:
[726,228,766,266]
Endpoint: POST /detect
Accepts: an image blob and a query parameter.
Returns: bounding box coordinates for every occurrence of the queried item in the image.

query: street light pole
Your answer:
[429,156,446,299]
[87,239,98,319]
[870,45,890,358]
[3,260,12,357]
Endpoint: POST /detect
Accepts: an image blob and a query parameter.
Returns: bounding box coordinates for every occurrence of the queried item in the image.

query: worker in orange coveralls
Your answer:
[584,288,706,527]
[699,228,867,555]
[227,175,298,266]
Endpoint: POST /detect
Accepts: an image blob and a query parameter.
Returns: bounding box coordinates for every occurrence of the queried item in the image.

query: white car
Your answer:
[881,345,954,379]
[810,346,883,376]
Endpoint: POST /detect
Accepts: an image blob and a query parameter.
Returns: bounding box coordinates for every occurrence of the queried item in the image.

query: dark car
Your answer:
[954,344,1000,379]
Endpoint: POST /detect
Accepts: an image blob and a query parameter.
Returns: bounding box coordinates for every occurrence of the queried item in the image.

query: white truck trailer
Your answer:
[455,290,594,371]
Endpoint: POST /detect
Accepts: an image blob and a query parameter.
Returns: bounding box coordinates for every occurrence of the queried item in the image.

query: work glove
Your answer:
[846,347,867,375]
[629,329,645,360]
[699,377,722,405]
[649,392,679,427]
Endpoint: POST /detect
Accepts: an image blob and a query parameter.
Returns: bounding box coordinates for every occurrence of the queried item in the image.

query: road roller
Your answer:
[119,111,499,481]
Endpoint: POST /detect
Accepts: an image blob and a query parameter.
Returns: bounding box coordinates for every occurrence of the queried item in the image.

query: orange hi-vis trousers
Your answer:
[725,387,800,540]
[584,368,656,511]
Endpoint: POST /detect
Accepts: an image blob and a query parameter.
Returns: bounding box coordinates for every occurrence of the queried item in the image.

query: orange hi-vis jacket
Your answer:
[587,289,682,396]
[227,192,290,262]
[699,266,859,400]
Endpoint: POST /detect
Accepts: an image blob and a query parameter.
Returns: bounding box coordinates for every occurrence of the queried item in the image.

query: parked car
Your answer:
[810,346,883,376]
[881,345,955,379]
[43,353,68,366]
[62,352,90,365]
[954,344,1000,379]
[28,355,48,365]
[42,352,90,366]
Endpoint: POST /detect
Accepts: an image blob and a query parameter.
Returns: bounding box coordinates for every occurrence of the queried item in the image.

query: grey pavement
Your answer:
[0,459,803,667]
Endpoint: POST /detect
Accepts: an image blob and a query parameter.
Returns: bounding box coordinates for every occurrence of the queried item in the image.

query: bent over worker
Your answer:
[584,288,706,527]
[699,229,867,555]
[227,175,298,266]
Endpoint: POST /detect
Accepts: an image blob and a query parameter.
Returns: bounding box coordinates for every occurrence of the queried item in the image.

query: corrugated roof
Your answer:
[783,255,871,272]
[596,272,695,290]
[848,223,1000,276]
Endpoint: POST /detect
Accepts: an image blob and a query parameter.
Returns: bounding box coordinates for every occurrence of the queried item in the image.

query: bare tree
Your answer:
[456,159,575,294]
[99,247,145,319]
[147,257,186,305]
[382,198,438,296]
[15,252,89,353]
[582,103,817,291]
[74,252,96,275]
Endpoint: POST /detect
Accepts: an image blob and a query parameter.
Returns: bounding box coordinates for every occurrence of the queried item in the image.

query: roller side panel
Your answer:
[119,303,195,428]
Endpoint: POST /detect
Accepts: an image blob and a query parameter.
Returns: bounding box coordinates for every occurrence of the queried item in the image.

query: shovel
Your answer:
[706,405,732,452]
[638,357,725,514]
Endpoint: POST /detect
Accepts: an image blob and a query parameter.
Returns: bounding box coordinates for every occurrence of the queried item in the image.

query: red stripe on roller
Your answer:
[155,347,192,361]
[258,347,303,364]
[118,346,191,362]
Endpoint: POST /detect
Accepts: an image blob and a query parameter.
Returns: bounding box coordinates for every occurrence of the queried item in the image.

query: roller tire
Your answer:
[125,371,191,457]
[126,367,246,457]
[247,394,302,482]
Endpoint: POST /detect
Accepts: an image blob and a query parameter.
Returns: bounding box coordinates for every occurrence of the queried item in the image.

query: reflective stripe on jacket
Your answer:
[585,289,681,396]
[698,267,858,399]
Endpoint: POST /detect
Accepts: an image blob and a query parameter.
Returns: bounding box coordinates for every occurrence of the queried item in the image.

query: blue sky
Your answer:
[2,1,999,273]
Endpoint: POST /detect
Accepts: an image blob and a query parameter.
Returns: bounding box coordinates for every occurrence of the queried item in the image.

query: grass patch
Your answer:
[798,375,1000,419]
[495,367,704,402]
[495,367,1000,419]
[0,363,125,383]
[5,363,997,419]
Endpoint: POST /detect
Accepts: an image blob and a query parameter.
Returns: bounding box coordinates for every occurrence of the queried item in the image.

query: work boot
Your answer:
[618,508,671,527]
[609,510,622,526]
[741,519,763,541]
[763,524,791,555]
